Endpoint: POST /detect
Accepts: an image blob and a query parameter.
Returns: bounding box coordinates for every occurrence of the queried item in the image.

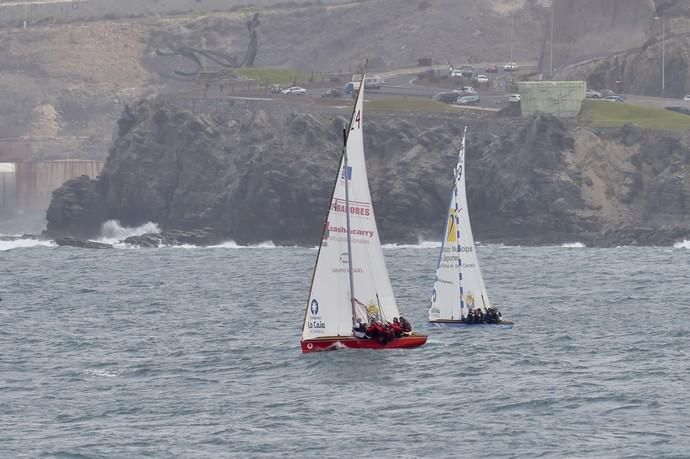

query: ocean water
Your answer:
[1,240,690,458]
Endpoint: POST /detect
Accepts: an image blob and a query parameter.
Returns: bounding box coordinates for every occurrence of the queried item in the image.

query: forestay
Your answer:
[428,129,491,321]
[302,78,399,340]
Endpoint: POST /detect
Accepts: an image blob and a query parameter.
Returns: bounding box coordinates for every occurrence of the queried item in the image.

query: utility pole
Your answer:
[662,17,666,97]
[549,2,555,78]
[510,13,515,64]
[654,16,666,97]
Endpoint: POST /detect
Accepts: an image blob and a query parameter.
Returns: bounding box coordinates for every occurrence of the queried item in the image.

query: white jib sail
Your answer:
[428,129,491,321]
[303,76,400,340]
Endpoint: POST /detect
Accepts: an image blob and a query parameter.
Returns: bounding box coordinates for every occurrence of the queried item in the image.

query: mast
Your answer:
[455,128,466,319]
[343,127,356,325]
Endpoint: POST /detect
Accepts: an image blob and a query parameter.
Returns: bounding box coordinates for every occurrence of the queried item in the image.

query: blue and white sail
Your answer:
[428,129,491,321]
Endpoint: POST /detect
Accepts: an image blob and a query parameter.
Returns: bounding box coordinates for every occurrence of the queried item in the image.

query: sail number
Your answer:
[352,110,361,131]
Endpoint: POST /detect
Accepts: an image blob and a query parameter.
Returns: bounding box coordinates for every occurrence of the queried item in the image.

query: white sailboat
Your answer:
[300,68,428,352]
[428,128,512,328]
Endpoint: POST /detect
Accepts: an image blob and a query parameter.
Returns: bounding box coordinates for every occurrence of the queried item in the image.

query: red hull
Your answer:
[300,334,428,353]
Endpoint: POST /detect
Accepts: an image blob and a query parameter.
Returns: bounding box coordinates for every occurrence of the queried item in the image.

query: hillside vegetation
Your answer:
[579,100,690,131]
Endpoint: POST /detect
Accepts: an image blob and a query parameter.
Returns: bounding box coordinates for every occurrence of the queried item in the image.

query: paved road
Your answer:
[375,71,522,110]
[172,61,690,115]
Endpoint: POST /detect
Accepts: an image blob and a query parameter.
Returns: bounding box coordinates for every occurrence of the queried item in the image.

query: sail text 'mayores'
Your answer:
[332,199,371,217]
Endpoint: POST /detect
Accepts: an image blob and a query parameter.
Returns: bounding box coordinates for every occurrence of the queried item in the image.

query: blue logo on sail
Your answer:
[341,166,352,180]
[310,299,319,315]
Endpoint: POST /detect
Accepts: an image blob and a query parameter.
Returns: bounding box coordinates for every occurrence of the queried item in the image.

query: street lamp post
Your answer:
[655,16,665,97]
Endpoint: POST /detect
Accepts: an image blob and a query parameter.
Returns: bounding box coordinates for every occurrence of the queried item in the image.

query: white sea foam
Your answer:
[208,241,277,249]
[382,240,442,249]
[673,240,690,249]
[98,220,161,245]
[157,240,278,249]
[0,238,54,251]
[561,242,586,248]
[84,368,122,378]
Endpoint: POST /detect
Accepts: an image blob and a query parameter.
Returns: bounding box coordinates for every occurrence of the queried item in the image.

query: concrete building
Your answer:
[0,160,103,232]
[518,81,586,118]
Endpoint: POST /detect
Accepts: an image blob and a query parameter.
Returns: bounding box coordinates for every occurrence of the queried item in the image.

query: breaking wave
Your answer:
[673,240,690,249]
[382,240,442,249]
[0,237,54,251]
[208,241,277,249]
[562,242,586,248]
[98,220,161,244]
[129,240,279,249]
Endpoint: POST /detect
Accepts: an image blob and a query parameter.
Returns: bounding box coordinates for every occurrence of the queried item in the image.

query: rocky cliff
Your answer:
[542,0,655,73]
[46,99,690,246]
[566,35,690,97]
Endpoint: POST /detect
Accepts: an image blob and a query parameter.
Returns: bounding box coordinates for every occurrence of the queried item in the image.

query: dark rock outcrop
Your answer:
[45,99,690,247]
[55,236,113,249]
[124,229,222,247]
[45,175,106,239]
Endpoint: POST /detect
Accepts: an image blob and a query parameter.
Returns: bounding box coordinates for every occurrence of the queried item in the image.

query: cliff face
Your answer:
[543,0,655,73]
[46,99,690,246]
[577,35,690,97]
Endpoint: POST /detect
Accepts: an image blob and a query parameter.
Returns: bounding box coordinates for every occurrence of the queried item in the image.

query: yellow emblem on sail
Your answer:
[446,209,457,243]
[465,293,475,308]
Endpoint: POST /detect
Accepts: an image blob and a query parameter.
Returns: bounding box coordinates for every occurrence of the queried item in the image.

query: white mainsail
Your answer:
[428,129,491,321]
[302,75,399,340]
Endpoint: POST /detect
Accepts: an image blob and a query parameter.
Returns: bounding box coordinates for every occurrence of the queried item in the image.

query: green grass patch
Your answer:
[366,97,468,113]
[579,100,690,131]
[235,68,309,85]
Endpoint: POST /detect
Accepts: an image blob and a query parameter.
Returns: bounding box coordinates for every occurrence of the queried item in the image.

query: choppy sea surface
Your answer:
[2,238,690,458]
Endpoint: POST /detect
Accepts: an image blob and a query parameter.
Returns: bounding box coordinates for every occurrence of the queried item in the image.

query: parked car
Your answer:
[281,86,307,95]
[504,62,519,72]
[485,64,498,73]
[432,91,461,104]
[586,89,602,99]
[460,66,474,78]
[456,94,480,106]
[270,84,282,94]
[476,74,489,84]
[343,81,361,95]
[453,86,477,95]
[603,95,625,102]
[508,93,521,103]
[364,78,383,89]
[321,88,342,98]
[684,95,690,101]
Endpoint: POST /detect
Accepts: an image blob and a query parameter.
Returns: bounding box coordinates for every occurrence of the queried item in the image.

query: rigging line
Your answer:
[344,126,356,326]
[300,61,368,336]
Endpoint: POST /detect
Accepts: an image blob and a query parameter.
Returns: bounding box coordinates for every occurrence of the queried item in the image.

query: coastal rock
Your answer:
[45,99,690,247]
[45,175,106,239]
[124,229,221,247]
[55,236,113,249]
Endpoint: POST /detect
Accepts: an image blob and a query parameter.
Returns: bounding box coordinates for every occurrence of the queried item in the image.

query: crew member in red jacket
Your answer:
[366,321,382,341]
[391,318,403,337]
